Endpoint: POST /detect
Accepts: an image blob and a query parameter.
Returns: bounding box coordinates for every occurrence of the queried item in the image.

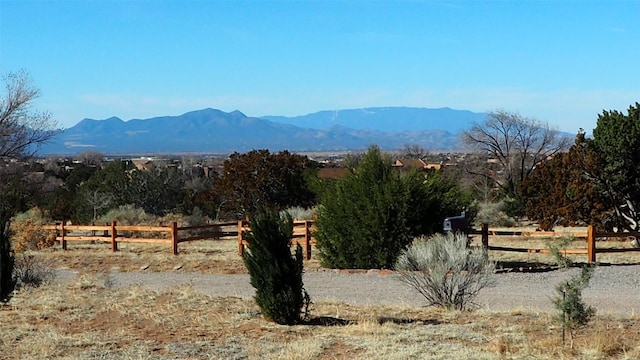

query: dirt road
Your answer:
[55,265,640,316]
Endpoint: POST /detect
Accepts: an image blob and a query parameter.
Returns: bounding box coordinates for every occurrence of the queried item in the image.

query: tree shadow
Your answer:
[495,260,559,273]
[376,316,441,326]
[302,316,441,327]
[303,316,354,326]
[586,261,640,267]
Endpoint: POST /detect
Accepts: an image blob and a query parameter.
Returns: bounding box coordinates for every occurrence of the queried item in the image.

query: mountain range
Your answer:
[39,107,488,155]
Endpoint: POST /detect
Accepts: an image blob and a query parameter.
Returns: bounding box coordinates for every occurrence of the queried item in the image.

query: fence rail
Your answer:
[472,224,640,263]
[43,219,316,258]
[236,220,316,260]
[43,221,238,255]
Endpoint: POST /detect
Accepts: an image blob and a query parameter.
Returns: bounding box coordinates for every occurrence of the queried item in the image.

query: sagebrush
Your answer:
[395,232,495,310]
[13,253,55,288]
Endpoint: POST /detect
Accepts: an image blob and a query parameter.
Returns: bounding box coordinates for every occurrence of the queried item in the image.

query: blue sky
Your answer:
[2,0,639,132]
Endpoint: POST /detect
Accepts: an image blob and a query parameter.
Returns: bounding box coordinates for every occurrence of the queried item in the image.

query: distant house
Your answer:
[393,159,441,172]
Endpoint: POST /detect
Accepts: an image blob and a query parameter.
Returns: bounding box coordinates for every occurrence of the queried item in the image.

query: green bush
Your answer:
[315,146,412,269]
[243,209,310,325]
[395,233,495,310]
[548,236,574,269]
[315,145,470,269]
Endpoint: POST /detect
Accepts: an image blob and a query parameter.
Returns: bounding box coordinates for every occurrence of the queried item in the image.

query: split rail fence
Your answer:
[472,224,640,263]
[43,219,316,258]
[236,219,316,260]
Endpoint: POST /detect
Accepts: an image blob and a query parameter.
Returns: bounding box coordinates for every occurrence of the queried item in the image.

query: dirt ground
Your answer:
[51,264,640,316]
[5,237,640,359]
[31,236,640,316]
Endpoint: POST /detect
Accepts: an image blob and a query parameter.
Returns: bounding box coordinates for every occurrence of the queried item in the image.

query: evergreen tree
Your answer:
[315,146,411,269]
[553,266,596,348]
[315,145,470,269]
[242,209,309,325]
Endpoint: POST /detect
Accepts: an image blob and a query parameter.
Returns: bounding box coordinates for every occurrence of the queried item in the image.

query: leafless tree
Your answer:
[461,110,571,197]
[1,70,58,301]
[75,150,105,166]
[85,190,113,223]
[401,143,429,160]
[0,70,58,160]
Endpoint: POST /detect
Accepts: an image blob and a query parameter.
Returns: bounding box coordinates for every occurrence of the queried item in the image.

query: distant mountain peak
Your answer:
[41,106,481,155]
[261,106,487,132]
[229,110,247,119]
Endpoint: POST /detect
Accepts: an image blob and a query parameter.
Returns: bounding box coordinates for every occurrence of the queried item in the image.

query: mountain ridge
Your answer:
[40,107,487,155]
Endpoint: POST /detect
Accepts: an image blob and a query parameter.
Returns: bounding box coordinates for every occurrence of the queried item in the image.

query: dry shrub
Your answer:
[97,204,157,226]
[10,208,56,252]
[282,206,317,221]
[13,253,55,288]
[97,205,158,238]
[395,232,495,310]
[475,201,517,227]
[160,207,212,236]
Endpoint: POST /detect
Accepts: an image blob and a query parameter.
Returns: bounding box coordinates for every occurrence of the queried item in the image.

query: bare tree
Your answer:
[461,110,570,198]
[401,143,429,160]
[75,150,105,166]
[0,70,58,302]
[85,190,113,223]
[0,70,58,160]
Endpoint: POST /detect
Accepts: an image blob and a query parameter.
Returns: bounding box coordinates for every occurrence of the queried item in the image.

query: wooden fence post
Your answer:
[304,220,311,260]
[111,220,118,252]
[61,222,67,250]
[171,221,178,255]
[587,224,596,263]
[237,220,244,256]
[481,223,489,249]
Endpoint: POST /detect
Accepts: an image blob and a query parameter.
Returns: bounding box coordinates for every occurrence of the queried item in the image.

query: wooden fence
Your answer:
[43,221,239,255]
[237,220,316,260]
[473,224,640,263]
[43,219,316,258]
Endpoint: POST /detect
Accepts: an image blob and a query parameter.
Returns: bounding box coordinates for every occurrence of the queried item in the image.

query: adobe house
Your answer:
[393,158,442,172]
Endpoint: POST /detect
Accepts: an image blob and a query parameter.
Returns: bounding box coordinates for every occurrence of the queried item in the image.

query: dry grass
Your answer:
[36,237,326,274]
[5,228,640,359]
[2,274,640,360]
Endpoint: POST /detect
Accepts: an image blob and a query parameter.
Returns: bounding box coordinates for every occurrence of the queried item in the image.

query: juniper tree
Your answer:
[553,266,596,348]
[315,145,470,269]
[242,208,310,325]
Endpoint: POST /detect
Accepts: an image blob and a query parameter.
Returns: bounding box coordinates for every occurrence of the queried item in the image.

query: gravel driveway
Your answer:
[55,265,640,316]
